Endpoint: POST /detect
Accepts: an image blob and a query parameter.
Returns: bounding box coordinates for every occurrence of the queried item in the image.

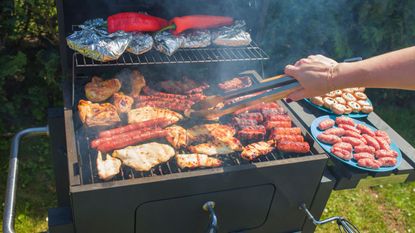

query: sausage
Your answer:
[375,149,398,159]
[264,121,292,130]
[142,86,189,99]
[362,134,380,150]
[323,127,346,136]
[265,114,291,122]
[356,124,375,137]
[272,127,302,135]
[92,126,157,148]
[378,157,397,167]
[335,116,355,127]
[277,141,310,153]
[341,136,364,147]
[353,152,375,161]
[96,129,167,152]
[135,95,195,105]
[98,118,173,138]
[358,158,381,169]
[235,112,264,122]
[318,119,335,131]
[261,108,287,118]
[338,124,361,134]
[375,136,390,151]
[270,134,304,142]
[344,130,367,144]
[354,145,375,154]
[233,102,280,115]
[136,100,191,111]
[331,147,352,160]
[375,130,391,144]
[232,117,258,129]
[332,142,353,152]
[317,133,341,145]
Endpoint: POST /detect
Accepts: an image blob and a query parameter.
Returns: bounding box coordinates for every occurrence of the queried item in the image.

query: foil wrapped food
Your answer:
[180,30,211,48]
[212,20,252,47]
[153,31,183,56]
[66,18,132,62]
[126,33,153,55]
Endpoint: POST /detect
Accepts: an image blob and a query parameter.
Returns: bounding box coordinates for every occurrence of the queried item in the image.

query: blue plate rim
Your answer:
[304,98,372,118]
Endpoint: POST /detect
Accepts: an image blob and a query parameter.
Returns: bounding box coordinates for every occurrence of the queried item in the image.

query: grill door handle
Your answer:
[203,201,218,233]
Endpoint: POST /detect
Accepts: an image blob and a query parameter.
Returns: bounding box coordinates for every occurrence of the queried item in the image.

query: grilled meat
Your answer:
[98,118,173,138]
[269,134,304,143]
[112,142,175,172]
[188,140,240,156]
[85,76,121,102]
[264,121,292,130]
[224,91,266,105]
[176,154,222,169]
[136,100,191,111]
[232,117,258,130]
[261,108,287,117]
[218,76,252,92]
[96,152,122,181]
[135,95,195,106]
[265,114,291,122]
[78,100,121,127]
[113,92,134,113]
[237,125,266,142]
[235,112,264,122]
[160,76,209,94]
[241,141,274,160]
[233,102,280,115]
[129,70,146,96]
[277,141,310,153]
[165,125,188,149]
[128,106,183,124]
[272,127,302,135]
[187,124,236,143]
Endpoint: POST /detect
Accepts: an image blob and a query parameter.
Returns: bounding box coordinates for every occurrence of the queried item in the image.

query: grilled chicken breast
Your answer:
[188,139,242,156]
[96,152,122,181]
[112,142,175,171]
[128,106,183,124]
[85,76,121,102]
[176,154,222,169]
[187,124,236,143]
[241,141,274,160]
[113,92,134,113]
[78,100,121,127]
[165,125,188,149]
[130,70,146,96]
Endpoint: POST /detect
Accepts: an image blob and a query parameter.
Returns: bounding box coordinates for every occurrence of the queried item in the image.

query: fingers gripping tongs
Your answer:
[188,75,301,120]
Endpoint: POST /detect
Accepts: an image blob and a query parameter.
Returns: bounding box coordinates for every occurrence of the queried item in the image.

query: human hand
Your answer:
[284,54,338,101]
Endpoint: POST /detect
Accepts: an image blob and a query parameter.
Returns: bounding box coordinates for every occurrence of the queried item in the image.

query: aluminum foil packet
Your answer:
[212,20,252,47]
[153,31,183,56]
[67,18,132,62]
[180,30,211,48]
[126,33,153,55]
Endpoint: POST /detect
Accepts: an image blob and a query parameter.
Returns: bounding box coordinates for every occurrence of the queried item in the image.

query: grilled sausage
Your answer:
[335,116,355,127]
[98,118,173,138]
[362,134,380,150]
[135,95,195,105]
[375,130,391,144]
[272,127,302,135]
[331,147,352,160]
[233,102,280,115]
[136,100,191,111]
[232,117,258,130]
[317,133,341,145]
[269,134,304,143]
[318,119,335,131]
[265,114,291,122]
[236,112,264,122]
[337,124,361,134]
[378,157,397,167]
[356,124,375,137]
[237,125,266,142]
[354,145,376,154]
[358,158,381,169]
[277,141,310,153]
[261,108,287,117]
[323,127,346,136]
[341,136,364,147]
[375,149,398,159]
[375,136,390,151]
[353,152,375,161]
[264,121,292,130]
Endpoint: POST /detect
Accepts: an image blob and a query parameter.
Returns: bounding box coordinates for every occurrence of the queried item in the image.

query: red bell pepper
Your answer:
[162,15,234,35]
[107,12,168,33]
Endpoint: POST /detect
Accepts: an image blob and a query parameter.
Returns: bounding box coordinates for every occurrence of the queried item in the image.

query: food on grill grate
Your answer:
[265,114,291,122]
[235,112,264,122]
[277,141,310,153]
[374,149,398,159]
[232,118,258,130]
[180,30,212,48]
[142,86,206,102]
[175,154,222,169]
[85,76,122,102]
[362,134,380,150]
[187,124,236,143]
[128,106,183,124]
[153,31,183,56]
[318,119,335,131]
[335,116,355,127]
[272,127,302,135]
[353,152,375,161]
[317,133,341,145]
[224,91,266,105]
[126,33,153,55]
[129,70,146,96]
[78,100,121,127]
[98,118,173,138]
[241,141,274,160]
[107,12,168,33]
[269,134,304,143]
[112,142,175,172]
[354,145,375,154]
[264,121,292,130]
[188,140,241,156]
[237,125,266,142]
[338,124,360,134]
[261,108,287,117]
[323,127,345,137]
[136,100,192,112]
[375,130,391,144]
[96,152,121,181]
[233,102,280,115]
[167,15,234,35]
[357,158,381,169]
[212,20,252,46]
[135,95,195,106]
[165,125,188,149]
[377,157,397,167]
[218,76,252,92]
[96,129,167,152]
[159,76,209,94]
[113,92,134,113]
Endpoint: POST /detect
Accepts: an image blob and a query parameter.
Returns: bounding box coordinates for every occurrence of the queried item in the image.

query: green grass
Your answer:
[0,104,414,233]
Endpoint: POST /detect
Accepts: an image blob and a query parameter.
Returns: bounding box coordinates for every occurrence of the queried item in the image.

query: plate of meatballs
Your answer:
[311,115,402,172]
[305,87,373,118]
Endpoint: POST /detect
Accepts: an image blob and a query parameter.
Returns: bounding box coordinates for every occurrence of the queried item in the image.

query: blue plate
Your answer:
[311,115,402,172]
[304,98,372,118]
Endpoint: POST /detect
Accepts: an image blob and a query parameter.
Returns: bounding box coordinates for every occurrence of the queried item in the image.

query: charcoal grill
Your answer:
[4,1,415,233]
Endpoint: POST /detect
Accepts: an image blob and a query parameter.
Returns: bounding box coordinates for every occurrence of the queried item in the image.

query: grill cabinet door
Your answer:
[135,184,275,233]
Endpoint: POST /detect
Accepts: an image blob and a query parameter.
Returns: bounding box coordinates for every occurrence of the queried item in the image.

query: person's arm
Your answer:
[284,46,415,101]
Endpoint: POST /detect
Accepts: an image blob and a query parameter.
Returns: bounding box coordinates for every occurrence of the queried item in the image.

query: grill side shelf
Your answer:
[283,100,415,190]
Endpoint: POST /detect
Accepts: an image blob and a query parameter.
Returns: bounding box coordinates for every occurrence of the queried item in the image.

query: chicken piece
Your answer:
[96,152,122,181]
[78,100,121,127]
[187,124,236,143]
[188,140,241,156]
[165,125,189,149]
[85,76,122,102]
[241,141,274,160]
[112,142,175,172]
[130,70,146,96]
[176,154,222,169]
[128,106,183,124]
[113,92,134,113]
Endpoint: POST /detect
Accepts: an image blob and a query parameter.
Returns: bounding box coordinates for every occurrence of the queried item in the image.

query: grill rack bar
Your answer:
[73,41,269,68]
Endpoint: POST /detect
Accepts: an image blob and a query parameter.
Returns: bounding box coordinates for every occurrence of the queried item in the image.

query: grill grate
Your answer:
[73,41,269,68]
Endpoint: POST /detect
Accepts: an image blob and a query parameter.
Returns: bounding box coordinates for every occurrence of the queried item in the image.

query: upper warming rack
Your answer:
[73,41,269,68]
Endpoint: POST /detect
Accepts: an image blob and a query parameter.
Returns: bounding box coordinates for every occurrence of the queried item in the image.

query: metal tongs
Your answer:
[188,74,301,119]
